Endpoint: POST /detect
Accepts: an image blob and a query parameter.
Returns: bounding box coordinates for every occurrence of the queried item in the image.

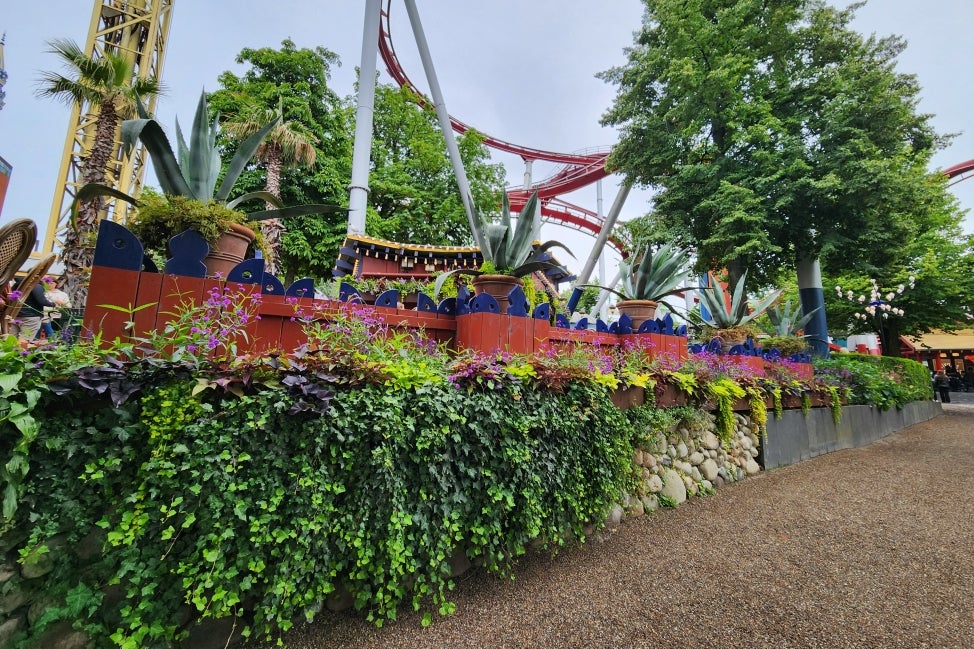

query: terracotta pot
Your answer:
[472,274,524,313]
[715,329,747,354]
[616,299,658,332]
[203,222,255,278]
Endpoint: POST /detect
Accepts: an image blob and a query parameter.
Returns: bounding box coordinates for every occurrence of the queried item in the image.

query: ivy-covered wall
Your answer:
[2,378,644,647]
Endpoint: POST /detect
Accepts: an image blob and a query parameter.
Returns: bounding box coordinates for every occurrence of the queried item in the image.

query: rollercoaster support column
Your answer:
[597,180,607,319]
[566,182,631,314]
[348,0,383,235]
[403,0,484,252]
[589,270,622,321]
[798,256,830,358]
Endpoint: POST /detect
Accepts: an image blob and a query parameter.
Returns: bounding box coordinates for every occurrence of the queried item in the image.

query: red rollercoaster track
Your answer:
[377,0,615,244]
[944,159,974,186]
[378,2,974,246]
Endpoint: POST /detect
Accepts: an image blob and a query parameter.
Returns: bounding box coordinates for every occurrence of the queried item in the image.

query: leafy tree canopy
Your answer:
[208,39,351,282]
[363,84,506,246]
[208,42,506,281]
[600,0,957,293]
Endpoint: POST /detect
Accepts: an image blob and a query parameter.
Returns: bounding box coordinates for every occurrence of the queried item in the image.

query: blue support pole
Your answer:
[798,257,829,358]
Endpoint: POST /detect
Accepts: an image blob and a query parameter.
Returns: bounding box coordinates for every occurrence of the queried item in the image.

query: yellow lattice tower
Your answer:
[41,0,173,257]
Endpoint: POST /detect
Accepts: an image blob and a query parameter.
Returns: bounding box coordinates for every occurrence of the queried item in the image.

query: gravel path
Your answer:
[268,406,974,648]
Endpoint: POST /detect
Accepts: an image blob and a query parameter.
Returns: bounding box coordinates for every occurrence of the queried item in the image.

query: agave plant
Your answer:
[434,191,572,296]
[590,242,694,305]
[764,299,820,337]
[698,270,782,330]
[75,91,343,248]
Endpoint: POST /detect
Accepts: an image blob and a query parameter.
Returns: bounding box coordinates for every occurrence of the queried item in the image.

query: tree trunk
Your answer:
[63,101,119,307]
[878,321,902,357]
[261,145,284,277]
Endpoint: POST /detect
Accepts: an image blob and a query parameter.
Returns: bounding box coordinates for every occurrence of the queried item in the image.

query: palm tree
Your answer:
[36,38,161,305]
[222,101,318,276]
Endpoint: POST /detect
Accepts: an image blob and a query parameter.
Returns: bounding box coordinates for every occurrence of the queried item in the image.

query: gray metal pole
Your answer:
[566,182,631,313]
[403,0,484,251]
[347,0,382,235]
[589,270,622,321]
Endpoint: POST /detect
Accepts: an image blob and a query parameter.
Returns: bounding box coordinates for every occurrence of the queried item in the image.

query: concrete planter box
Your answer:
[762,400,942,469]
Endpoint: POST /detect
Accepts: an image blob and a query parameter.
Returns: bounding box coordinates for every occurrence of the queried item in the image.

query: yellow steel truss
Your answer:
[41,0,172,257]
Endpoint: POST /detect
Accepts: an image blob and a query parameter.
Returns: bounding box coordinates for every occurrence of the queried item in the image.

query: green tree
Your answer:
[825,179,974,356]
[364,84,506,246]
[209,39,352,282]
[600,0,953,294]
[223,101,320,276]
[37,39,161,305]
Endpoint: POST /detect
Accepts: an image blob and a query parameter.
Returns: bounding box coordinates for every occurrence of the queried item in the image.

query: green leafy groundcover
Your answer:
[9,372,633,647]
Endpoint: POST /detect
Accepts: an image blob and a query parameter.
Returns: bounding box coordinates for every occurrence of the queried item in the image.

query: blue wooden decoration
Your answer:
[437,297,457,315]
[555,313,570,328]
[574,317,589,330]
[164,229,208,278]
[616,313,633,334]
[661,313,674,334]
[689,343,704,354]
[470,292,501,314]
[339,282,361,303]
[375,289,400,308]
[728,344,746,355]
[286,278,316,299]
[507,285,529,316]
[260,275,285,296]
[93,221,145,270]
[676,324,688,337]
[417,293,437,312]
[705,338,723,354]
[143,256,159,273]
[608,322,619,333]
[596,319,609,332]
[764,348,782,361]
[743,338,757,355]
[532,303,551,321]
[455,286,471,315]
[227,258,264,285]
[639,319,661,334]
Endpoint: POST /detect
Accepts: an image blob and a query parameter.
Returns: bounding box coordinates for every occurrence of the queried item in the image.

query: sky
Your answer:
[1,0,972,282]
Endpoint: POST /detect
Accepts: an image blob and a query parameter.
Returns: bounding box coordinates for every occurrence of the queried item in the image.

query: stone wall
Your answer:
[605,411,763,528]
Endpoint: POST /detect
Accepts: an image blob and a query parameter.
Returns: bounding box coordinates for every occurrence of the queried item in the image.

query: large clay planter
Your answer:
[472,274,524,313]
[203,223,256,278]
[714,329,747,354]
[616,299,658,331]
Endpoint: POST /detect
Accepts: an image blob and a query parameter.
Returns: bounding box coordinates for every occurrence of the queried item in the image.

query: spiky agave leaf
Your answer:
[121,118,193,198]
[699,270,782,328]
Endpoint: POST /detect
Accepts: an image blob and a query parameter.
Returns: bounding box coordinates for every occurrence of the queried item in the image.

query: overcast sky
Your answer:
[1,0,972,279]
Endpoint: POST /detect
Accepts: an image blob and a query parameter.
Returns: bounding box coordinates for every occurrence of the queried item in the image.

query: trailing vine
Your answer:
[826,385,842,425]
[705,378,745,445]
[746,387,768,435]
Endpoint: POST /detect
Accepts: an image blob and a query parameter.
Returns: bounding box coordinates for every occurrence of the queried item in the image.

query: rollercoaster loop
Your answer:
[377,1,974,250]
[377,0,615,244]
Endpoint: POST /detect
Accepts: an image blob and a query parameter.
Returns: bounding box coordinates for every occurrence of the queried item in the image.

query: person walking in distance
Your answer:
[933,370,951,403]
